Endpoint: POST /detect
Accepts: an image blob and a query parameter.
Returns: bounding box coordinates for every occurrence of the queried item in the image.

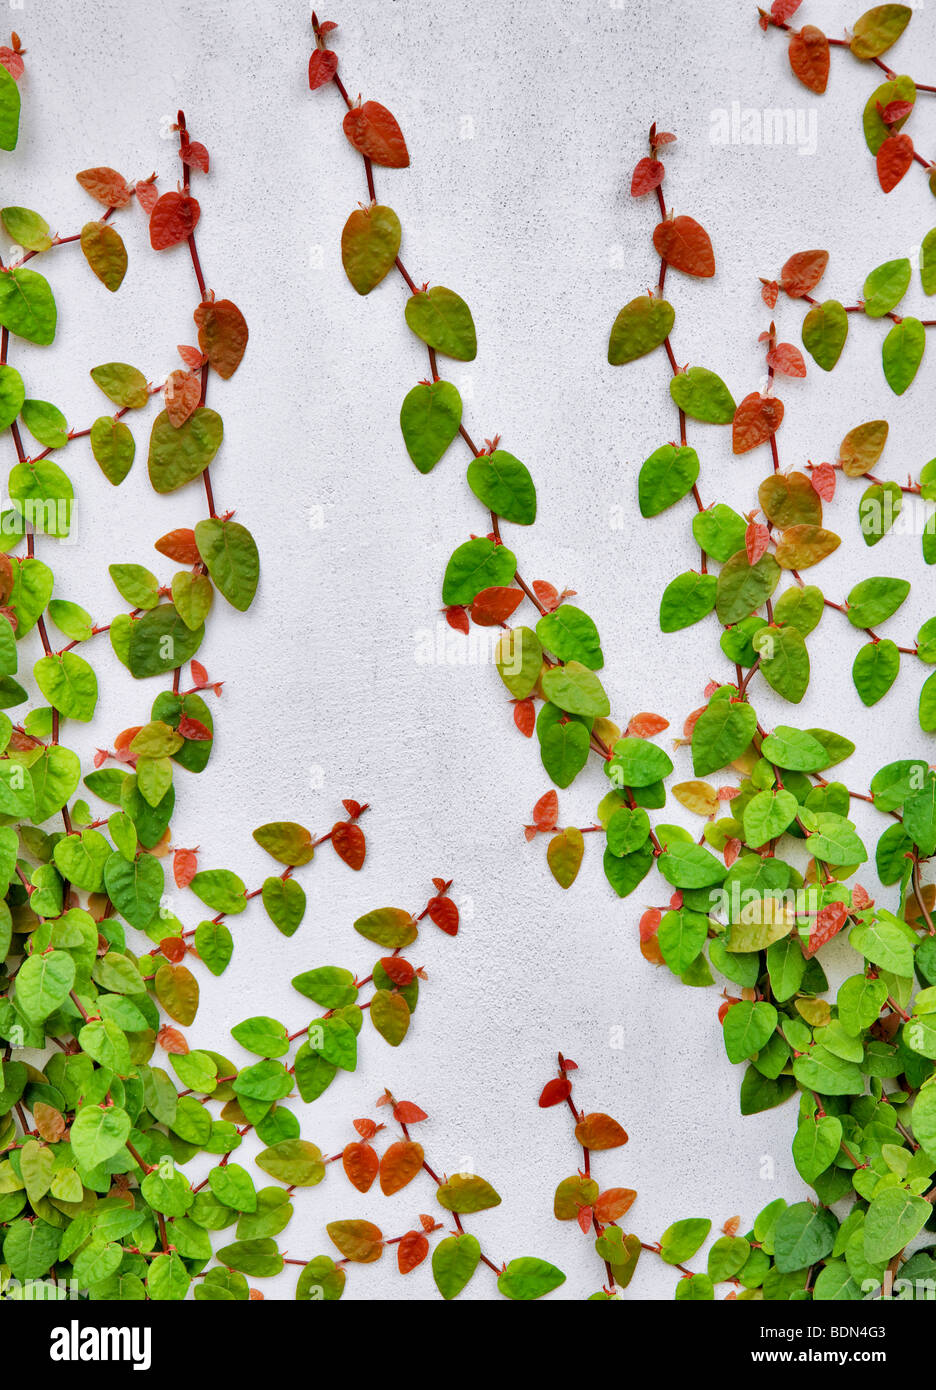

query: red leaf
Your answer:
[173,848,198,889]
[683,706,705,738]
[353,1118,378,1139]
[538,1077,572,1108]
[380,957,415,987]
[630,156,665,196]
[669,891,683,910]
[398,1231,429,1274]
[627,712,670,738]
[513,698,535,738]
[419,1213,437,1233]
[157,1025,188,1054]
[155,527,200,565]
[149,191,201,250]
[788,25,830,94]
[471,586,524,626]
[177,343,206,370]
[343,101,410,168]
[810,462,836,501]
[343,799,364,819]
[732,392,784,454]
[576,1206,594,1235]
[652,215,715,277]
[181,140,210,173]
[427,895,459,936]
[533,789,559,831]
[135,180,159,214]
[178,716,212,742]
[309,48,339,90]
[638,907,661,941]
[332,822,366,871]
[392,1101,428,1124]
[852,883,873,909]
[0,48,24,80]
[160,937,186,963]
[761,279,779,310]
[194,298,249,380]
[532,579,560,612]
[342,1141,378,1193]
[190,659,208,686]
[767,342,806,378]
[723,1215,741,1238]
[718,997,741,1024]
[771,0,803,19]
[802,900,848,958]
[877,133,914,193]
[445,605,470,635]
[745,520,770,566]
[780,249,828,297]
[880,98,914,125]
[76,166,133,209]
[724,837,742,868]
[164,369,201,428]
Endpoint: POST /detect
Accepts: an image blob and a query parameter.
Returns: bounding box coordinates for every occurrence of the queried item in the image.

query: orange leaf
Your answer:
[353,1118,378,1139]
[156,528,200,565]
[157,1025,188,1054]
[732,392,784,454]
[631,156,665,196]
[379,1139,424,1195]
[343,101,409,167]
[810,463,836,501]
[652,215,715,277]
[76,166,133,208]
[767,342,806,378]
[639,907,661,940]
[745,520,770,566]
[33,1103,66,1142]
[397,1230,429,1274]
[470,585,524,626]
[164,369,201,428]
[802,900,848,958]
[332,822,366,870]
[594,1187,637,1222]
[194,298,249,380]
[780,249,828,298]
[392,1100,428,1124]
[574,1112,628,1151]
[877,133,914,193]
[538,1077,572,1108]
[788,25,830,94]
[380,956,415,987]
[135,180,159,214]
[533,789,559,832]
[532,579,560,611]
[627,711,670,738]
[342,1141,378,1193]
[513,698,535,737]
[173,848,198,889]
[761,279,779,309]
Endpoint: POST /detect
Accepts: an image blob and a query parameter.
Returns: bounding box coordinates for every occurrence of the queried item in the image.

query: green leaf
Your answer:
[340,203,400,294]
[16,949,75,1021]
[660,1218,711,1264]
[1,207,51,251]
[33,652,97,721]
[807,812,867,867]
[353,906,417,949]
[404,286,476,360]
[849,914,915,976]
[190,868,246,914]
[774,584,824,636]
[863,257,911,317]
[53,829,110,892]
[399,380,462,473]
[295,1254,345,1301]
[103,851,164,929]
[535,605,603,669]
[194,518,259,611]
[851,6,912,60]
[370,989,410,1045]
[792,1114,842,1184]
[882,317,924,395]
[494,626,542,699]
[792,1046,865,1095]
[716,550,780,624]
[802,299,847,371]
[658,842,726,889]
[846,576,910,627]
[291,966,358,1009]
[436,1173,501,1213]
[852,639,899,705]
[752,625,809,703]
[540,661,609,718]
[90,362,150,409]
[124,605,204,679]
[669,366,735,423]
[691,699,756,776]
[606,735,673,787]
[0,364,24,430]
[109,563,159,609]
[692,504,747,563]
[441,538,516,605]
[89,416,135,485]
[194,919,234,976]
[466,449,536,524]
[539,715,590,788]
[9,458,73,537]
[70,1104,131,1170]
[147,407,223,493]
[658,908,708,974]
[497,1256,566,1300]
[863,1189,930,1263]
[638,443,699,517]
[773,1202,837,1272]
[723,1001,777,1063]
[80,221,127,291]
[608,295,674,364]
[20,398,67,449]
[260,877,306,937]
[743,789,798,846]
[0,268,55,345]
[659,571,716,632]
[0,67,20,151]
[920,671,936,732]
[432,1233,481,1300]
[256,1139,325,1187]
[922,227,936,296]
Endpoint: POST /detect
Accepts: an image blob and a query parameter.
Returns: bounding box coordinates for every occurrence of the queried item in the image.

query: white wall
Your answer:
[13,0,936,1298]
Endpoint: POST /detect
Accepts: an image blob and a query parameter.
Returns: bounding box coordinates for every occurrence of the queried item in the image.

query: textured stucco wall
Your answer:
[13,0,936,1297]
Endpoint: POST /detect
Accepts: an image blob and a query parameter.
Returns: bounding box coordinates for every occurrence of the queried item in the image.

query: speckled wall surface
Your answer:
[13,0,936,1296]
